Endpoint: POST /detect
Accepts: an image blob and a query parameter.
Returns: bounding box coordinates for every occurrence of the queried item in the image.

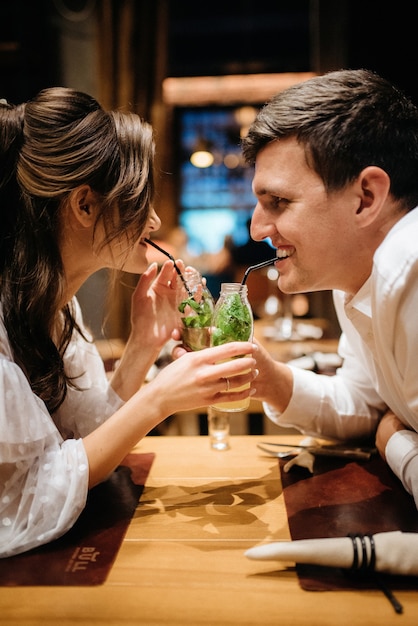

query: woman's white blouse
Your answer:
[0,299,123,557]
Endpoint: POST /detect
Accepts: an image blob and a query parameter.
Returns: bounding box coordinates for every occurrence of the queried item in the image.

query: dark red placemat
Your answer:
[279,454,418,591]
[0,452,154,586]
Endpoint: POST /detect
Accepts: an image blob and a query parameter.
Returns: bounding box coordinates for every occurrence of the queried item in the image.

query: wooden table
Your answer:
[2,434,417,625]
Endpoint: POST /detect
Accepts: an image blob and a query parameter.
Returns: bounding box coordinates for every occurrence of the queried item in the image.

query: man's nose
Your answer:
[250,205,270,242]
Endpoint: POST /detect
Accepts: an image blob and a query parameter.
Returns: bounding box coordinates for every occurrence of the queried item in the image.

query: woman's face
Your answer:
[95,206,161,274]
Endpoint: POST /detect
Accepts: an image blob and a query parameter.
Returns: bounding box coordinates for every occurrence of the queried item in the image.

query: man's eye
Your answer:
[270,196,285,209]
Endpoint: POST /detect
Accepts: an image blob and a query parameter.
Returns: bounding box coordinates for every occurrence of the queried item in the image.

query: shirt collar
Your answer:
[344,276,372,318]
[343,206,418,319]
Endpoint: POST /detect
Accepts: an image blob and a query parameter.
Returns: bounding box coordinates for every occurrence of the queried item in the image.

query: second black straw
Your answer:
[144,238,193,297]
[241,257,278,286]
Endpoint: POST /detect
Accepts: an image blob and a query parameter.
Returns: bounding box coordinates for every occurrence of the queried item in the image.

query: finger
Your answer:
[158,261,181,291]
[135,262,158,293]
[171,328,182,341]
[205,341,255,362]
[225,364,257,384]
[141,261,159,280]
[218,371,256,393]
[175,259,186,273]
[156,260,176,283]
[213,384,253,403]
[172,344,189,360]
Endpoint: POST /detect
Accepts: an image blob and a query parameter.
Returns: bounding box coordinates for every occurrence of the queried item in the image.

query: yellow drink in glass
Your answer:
[211,360,251,411]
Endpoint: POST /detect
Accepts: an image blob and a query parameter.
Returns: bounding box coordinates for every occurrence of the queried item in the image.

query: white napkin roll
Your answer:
[245,531,418,576]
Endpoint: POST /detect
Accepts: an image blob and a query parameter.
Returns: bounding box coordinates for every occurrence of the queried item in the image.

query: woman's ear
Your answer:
[355,166,391,226]
[69,185,97,227]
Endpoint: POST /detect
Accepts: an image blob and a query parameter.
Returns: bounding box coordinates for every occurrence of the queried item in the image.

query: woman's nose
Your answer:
[148,207,161,231]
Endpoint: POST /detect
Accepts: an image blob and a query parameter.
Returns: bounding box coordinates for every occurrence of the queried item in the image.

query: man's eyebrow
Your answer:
[253,184,281,196]
[252,180,270,194]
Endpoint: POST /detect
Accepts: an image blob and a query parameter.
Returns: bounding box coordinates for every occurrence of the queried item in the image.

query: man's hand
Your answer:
[376,410,408,461]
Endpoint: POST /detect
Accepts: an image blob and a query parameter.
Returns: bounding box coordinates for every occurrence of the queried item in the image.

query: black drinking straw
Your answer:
[144,238,193,297]
[240,257,278,287]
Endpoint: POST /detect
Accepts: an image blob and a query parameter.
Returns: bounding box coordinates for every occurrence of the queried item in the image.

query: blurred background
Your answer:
[1,0,416,342]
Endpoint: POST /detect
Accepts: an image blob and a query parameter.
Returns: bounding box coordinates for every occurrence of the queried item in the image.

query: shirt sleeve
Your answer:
[385,430,418,508]
[263,330,386,441]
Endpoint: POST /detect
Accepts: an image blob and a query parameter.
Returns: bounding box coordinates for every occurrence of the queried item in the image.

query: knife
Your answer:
[257,442,376,461]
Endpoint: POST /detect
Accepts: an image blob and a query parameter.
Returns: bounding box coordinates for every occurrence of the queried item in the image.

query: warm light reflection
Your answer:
[163,72,317,106]
[292,294,310,316]
[223,153,240,169]
[190,150,214,168]
[235,106,258,138]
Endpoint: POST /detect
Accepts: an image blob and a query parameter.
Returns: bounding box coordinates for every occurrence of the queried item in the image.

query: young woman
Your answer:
[0,88,256,556]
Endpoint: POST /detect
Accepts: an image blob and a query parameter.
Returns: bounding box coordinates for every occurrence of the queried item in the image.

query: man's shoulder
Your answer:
[373,209,418,295]
[376,208,418,262]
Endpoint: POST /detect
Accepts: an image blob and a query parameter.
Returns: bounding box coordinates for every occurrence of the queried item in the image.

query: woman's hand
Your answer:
[376,410,408,461]
[171,336,294,414]
[110,260,183,401]
[149,341,258,415]
[130,260,182,350]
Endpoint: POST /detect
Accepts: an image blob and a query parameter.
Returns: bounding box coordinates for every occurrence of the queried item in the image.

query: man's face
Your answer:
[250,137,362,295]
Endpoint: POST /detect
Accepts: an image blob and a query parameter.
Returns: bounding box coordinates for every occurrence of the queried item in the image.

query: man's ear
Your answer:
[69,185,97,227]
[355,166,391,226]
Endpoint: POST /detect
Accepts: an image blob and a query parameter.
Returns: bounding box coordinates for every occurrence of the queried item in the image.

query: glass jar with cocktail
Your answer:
[177,267,214,351]
[145,238,215,351]
[210,282,254,412]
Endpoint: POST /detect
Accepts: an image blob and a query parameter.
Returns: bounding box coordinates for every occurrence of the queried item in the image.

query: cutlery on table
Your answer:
[257,441,376,461]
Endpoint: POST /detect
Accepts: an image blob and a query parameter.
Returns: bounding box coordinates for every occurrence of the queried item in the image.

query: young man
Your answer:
[242,69,418,507]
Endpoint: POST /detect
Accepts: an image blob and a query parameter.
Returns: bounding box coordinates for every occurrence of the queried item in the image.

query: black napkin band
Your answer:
[347,533,376,571]
[347,533,403,614]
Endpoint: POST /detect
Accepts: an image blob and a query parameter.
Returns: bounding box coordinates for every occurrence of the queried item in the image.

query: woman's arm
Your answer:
[83,340,257,487]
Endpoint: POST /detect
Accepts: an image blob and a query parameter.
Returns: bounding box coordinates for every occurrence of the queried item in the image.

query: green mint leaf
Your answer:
[178,295,213,329]
[212,293,252,345]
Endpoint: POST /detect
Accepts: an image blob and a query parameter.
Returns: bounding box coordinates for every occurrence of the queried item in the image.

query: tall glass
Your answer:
[210,283,254,412]
[208,406,230,450]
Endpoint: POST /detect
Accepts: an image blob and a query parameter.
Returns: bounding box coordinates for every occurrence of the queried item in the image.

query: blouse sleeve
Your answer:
[53,322,124,439]
[0,356,90,556]
[0,299,124,557]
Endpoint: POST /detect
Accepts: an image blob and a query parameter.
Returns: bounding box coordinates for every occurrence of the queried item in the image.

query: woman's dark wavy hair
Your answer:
[242,69,418,211]
[0,88,155,413]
